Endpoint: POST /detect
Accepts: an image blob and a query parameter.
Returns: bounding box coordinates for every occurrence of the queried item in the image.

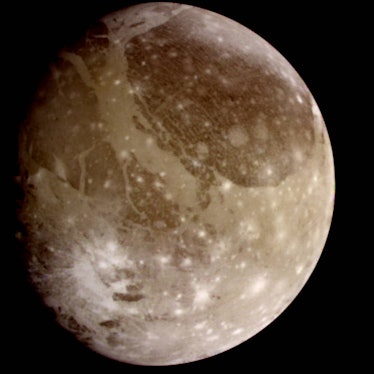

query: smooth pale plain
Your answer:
[17,2,335,366]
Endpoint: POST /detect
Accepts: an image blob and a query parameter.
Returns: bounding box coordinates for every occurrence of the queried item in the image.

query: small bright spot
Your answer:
[293,148,304,162]
[32,168,44,182]
[159,256,170,265]
[266,167,273,176]
[276,230,286,240]
[271,201,278,209]
[114,79,121,86]
[103,180,111,189]
[119,150,129,160]
[232,328,244,336]
[194,288,210,306]
[181,257,192,267]
[154,180,164,189]
[191,159,201,168]
[222,180,232,192]
[146,137,154,146]
[220,321,228,329]
[197,230,206,238]
[174,308,184,316]
[66,216,75,225]
[168,50,178,58]
[194,321,206,330]
[165,192,173,201]
[106,241,118,253]
[251,276,267,295]
[98,261,109,269]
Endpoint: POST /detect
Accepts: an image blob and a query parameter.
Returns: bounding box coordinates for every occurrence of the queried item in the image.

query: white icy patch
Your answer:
[54,155,67,181]
[71,253,118,311]
[102,3,191,45]
[250,275,267,296]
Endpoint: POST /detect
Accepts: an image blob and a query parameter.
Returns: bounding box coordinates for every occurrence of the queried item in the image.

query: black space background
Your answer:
[3,1,367,372]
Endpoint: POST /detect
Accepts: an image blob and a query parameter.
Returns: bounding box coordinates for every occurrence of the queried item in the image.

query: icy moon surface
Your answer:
[16,2,335,366]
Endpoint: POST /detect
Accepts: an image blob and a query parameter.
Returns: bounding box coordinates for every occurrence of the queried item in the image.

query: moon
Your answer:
[16,2,335,366]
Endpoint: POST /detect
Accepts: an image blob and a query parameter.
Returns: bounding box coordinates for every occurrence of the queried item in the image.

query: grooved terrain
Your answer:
[16,3,335,366]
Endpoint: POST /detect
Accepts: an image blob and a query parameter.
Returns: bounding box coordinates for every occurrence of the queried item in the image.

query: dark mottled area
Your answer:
[125,9,316,187]
[112,292,144,302]
[61,315,93,344]
[65,21,110,81]
[126,283,143,292]
[99,319,120,328]
[19,58,104,191]
[84,141,125,198]
[106,332,121,347]
[120,154,181,228]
